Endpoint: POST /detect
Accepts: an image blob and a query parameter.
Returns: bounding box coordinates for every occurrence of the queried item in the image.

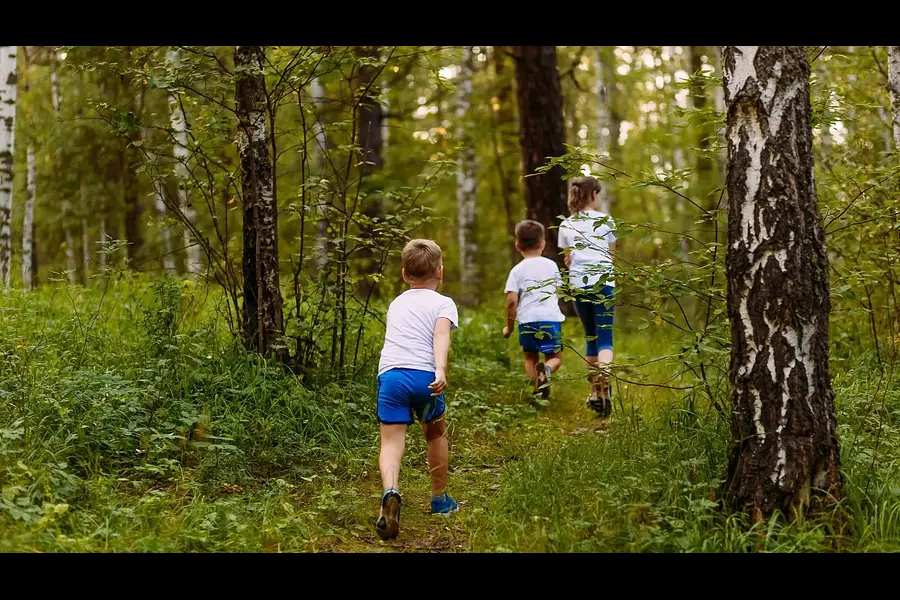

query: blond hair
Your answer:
[568,176,602,213]
[401,239,443,280]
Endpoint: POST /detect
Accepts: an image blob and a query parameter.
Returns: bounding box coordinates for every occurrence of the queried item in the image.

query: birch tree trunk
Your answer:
[664,47,690,260]
[21,50,36,290]
[513,45,568,270]
[722,46,843,520]
[456,46,478,307]
[689,46,716,211]
[888,46,900,151]
[235,45,285,360]
[0,46,17,287]
[594,47,614,214]
[23,145,35,288]
[166,49,201,275]
[51,57,77,282]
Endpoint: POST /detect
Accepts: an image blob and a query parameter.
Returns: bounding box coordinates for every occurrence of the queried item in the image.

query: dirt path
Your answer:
[319,377,610,553]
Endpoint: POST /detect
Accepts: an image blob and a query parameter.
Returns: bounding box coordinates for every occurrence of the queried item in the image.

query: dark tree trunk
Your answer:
[355,45,385,299]
[513,46,568,270]
[236,45,285,361]
[722,46,843,521]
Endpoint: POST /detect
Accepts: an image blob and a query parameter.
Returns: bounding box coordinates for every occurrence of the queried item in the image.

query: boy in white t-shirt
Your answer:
[374,239,459,541]
[502,220,565,398]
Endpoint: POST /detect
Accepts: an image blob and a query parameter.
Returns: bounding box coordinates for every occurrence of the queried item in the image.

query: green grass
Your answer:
[1,276,899,552]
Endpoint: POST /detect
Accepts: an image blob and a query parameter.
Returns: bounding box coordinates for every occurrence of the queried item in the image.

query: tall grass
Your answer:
[2,277,899,552]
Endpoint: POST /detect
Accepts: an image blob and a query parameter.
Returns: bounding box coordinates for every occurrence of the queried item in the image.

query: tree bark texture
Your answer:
[167,49,202,274]
[236,45,285,360]
[513,45,568,269]
[23,145,35,288]
[888,46,900,151]
[0,46,16,287]
[722,46,843,519]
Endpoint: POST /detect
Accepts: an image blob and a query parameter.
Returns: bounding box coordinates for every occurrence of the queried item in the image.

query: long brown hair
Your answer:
[567,176,602,213]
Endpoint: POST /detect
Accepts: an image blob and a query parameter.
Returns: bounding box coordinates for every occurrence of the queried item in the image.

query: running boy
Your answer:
[374,239,459,541]
[502,220,565,398]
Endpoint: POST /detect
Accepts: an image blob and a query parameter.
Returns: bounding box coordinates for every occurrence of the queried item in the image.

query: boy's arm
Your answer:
[503,292,518,338]
[428,317,453,396]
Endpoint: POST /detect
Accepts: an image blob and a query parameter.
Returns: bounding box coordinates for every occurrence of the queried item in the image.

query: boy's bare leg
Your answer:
[423,416,448,497]
[523,352,540,382]
[545,352,562,374]
[379,423,407,492]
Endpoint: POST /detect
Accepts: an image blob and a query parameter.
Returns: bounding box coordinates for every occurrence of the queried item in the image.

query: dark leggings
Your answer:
[573,285,615,357]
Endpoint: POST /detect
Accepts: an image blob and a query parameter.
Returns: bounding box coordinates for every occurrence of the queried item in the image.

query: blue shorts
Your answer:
[573,285,615,356]
[518,321,563,355]
[376,368,446,425]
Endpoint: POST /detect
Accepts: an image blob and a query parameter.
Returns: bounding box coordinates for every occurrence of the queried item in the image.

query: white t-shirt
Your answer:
[558,210,616,288]
[504,256,565,324]
[378,288,459,376]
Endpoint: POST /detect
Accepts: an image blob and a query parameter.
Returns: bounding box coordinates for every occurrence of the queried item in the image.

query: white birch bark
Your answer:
[22,145,35,288]
[49,57,76,283]
[888,46,900,151]
[594,47,613,214]
[166,49,201,274]
[666,46,690,259]
[455,46,477,306]
[0,46,17,287]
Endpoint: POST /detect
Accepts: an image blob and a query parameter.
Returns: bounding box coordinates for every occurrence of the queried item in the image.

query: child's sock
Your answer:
[383,487,400,499]
[431,492,448,502]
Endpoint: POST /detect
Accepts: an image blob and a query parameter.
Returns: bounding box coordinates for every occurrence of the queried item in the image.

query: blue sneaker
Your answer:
[431,492,458,515]
[375,489,401,540]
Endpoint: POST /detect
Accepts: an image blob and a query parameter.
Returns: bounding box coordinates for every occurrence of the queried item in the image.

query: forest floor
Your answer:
[3,281,900,553]
[315,374,608,553]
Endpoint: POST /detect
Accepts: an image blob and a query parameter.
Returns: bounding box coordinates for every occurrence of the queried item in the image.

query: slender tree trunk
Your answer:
[166,49,201,275]
[662,46,691,261]
[23,145,35,289]
[122,143,143,267]
[355,45,385,298]
[888,46,900,151]
[310,77,331,272]
[492,46,519,267]
[99,218,107,267]
[0,46,17,287]
[722,46,843,520]
[147,147,175,272]
[714,46,727,175]
[513,45,568,269]
[81,215,90,281]
[48,55,77,283]
[236,45,285,360]
[594,47,615,214]
[456,46,478,307]
[690,46,716,211]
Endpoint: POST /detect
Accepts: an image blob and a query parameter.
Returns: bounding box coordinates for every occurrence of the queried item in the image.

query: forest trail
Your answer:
[316,374,612,553]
